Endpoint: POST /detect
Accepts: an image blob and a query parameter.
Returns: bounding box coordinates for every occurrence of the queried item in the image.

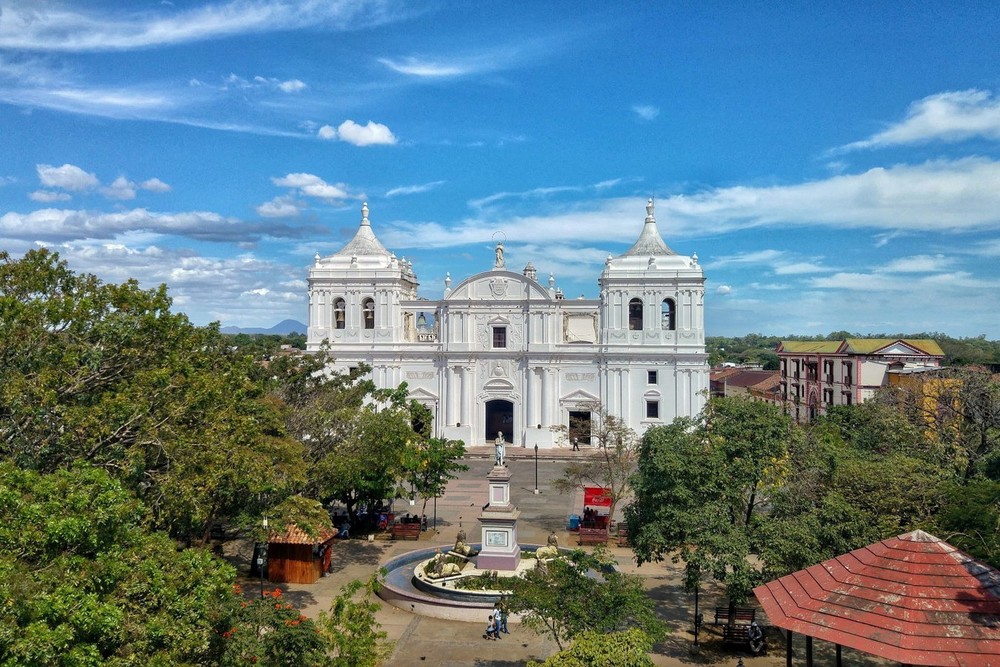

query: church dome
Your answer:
[620,198,675,257]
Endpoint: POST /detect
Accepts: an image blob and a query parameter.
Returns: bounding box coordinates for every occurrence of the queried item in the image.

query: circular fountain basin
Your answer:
[377,543,550,620]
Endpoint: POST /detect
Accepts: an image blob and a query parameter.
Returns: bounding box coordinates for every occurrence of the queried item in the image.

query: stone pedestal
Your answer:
[477,464,521,571]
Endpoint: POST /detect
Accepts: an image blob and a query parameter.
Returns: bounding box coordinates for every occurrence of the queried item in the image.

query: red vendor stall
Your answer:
[581,486,612,529]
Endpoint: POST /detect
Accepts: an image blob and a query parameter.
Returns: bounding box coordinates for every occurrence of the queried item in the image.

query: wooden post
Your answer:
[805,636,813,667]
[836,644,842,667]
[786,630,793,667]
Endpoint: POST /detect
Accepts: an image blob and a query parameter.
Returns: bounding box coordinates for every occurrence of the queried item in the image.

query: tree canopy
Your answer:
[505,547,664,651]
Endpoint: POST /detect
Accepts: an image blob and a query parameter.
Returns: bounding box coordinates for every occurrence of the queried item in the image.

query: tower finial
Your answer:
[361,202,370,226]
[645,197,654,222]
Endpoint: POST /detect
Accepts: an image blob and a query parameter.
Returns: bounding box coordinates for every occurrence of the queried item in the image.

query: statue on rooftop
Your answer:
[495,242,505,269]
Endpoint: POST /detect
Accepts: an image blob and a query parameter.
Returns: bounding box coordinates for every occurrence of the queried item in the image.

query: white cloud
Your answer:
[837,89,1000,152]
[335,119,397,146]
[708,250,785,268]
[317,124,337,140]
[808,270,999,292]
[878,254,955,273]
[707,250,831,276]
[101,176,137,200]
[140,178,172,192]
[386,181,446,197]
[257,196,302,218]
[271,173,359,202]
[716,285,732,295]
[277,79,306,93]
[773,262,831,275]
[29,190,72,203]
[37,163,98,191]
[378,56,477,78]
[632,104,659,121]
[0,1,406,52]
[0,207,308,243]
[31,239,308,328]
[660,158,1000,235]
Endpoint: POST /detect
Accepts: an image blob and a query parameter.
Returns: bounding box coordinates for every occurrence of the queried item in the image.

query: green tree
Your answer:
[505,547,664,651]
[402,436,468,519]
[759,406,945,580]
[527,629,655,667]
[221,588,328,667]
[315,574,393,667]
[553,404,638,528]
[0,463,235,666]
[932,479,1000,567]
[0,249,308,543]
[626,397,794,605]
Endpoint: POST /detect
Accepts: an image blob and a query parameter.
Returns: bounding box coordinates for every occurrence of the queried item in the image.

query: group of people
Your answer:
[485,602,509,640]
[582,507,604,525]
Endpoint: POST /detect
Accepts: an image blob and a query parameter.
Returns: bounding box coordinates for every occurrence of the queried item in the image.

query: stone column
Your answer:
[540,369,553,426]
[447,366,458,425]
[460,366,472,427]
[526,367,537,428]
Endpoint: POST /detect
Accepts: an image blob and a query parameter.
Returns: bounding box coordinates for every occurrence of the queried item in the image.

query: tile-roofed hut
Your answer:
[266,523,337,584]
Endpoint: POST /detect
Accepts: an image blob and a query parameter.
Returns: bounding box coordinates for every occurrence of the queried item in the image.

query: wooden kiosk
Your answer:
[266,524,336,584]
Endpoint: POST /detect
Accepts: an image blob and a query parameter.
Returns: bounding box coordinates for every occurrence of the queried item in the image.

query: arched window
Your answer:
[661,298,676,331]
[628,298,643,331]
[362,297,375,329]
[333,298,346,329]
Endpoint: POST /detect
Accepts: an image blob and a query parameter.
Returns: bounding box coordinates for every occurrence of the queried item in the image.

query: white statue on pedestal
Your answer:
[495,431,506,467]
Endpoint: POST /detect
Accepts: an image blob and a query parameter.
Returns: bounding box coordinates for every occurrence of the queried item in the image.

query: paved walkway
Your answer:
[237,455,887,667]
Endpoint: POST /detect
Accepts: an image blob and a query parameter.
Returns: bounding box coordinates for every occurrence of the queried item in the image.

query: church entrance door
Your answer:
[485,400,514,445]
[568,410,592,445]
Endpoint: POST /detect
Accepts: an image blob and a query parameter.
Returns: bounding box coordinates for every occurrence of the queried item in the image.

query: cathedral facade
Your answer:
[307,199,708,448]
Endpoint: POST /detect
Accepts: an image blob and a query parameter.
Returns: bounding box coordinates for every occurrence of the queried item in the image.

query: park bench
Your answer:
[578,527,608,546]
[391,521,421,541]
[712,607,757,645]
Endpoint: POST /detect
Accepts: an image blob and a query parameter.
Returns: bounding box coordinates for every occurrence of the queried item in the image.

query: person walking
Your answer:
[496,601,509,634]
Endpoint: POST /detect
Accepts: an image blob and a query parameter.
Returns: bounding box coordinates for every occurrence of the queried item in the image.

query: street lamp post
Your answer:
[533,443,539,494]
[259,515,268,598]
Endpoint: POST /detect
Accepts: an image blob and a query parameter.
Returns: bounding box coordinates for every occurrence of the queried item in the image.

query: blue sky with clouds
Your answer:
[2,1,999,337]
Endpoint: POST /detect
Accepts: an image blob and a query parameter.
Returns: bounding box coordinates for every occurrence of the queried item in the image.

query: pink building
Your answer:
[776,338,944,422]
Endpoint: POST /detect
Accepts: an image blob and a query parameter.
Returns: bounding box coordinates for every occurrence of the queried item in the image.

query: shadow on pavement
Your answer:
[329,540,388,574]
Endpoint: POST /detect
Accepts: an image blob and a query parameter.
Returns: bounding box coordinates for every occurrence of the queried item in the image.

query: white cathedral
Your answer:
[306,199,707,449]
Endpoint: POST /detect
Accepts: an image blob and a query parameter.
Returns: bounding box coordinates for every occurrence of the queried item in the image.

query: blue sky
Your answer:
[2,1,999,337]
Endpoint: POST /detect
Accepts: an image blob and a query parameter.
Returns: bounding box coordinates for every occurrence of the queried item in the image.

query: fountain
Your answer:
[377,433,554,620]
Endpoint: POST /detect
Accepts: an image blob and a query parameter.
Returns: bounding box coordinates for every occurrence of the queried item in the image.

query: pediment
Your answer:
[407,387,439,402]
[446,270,552,302]
[560,389,600,404]
[874,341,925,356]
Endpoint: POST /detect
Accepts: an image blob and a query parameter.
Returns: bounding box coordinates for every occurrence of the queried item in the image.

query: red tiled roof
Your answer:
[754,530,1000,666]
[723,370,779,389]
[710,367,743,381]
[267,523,335,545]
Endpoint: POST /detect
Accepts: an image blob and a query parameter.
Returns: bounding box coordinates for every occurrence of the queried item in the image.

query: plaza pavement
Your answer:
[240,446,886,667]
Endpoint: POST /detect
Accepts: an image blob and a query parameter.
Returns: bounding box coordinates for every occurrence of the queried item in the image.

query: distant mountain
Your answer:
[220,319,306,335]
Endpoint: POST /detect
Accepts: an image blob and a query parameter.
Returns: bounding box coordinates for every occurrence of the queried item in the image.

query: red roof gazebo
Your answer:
[754,530,1000,666]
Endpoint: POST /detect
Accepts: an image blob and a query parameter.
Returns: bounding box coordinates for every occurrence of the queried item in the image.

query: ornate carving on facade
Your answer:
[489,278,508,298]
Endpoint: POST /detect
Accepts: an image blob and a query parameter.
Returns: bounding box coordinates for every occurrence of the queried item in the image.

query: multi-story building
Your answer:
[777,338,944,422]
[307,199,708,448]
